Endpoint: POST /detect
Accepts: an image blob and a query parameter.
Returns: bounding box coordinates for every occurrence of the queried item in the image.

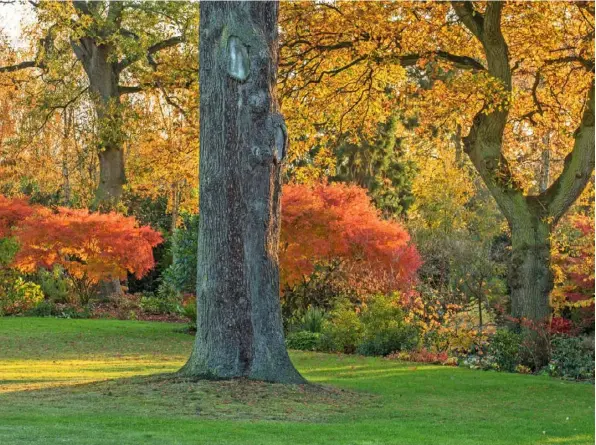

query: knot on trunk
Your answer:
[227,36,250,82]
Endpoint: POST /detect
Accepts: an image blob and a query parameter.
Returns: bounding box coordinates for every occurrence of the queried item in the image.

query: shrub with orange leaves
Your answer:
[0,196,163,284]
[0,196,37,237]
[551,214,595,333]
[280,183,421,296]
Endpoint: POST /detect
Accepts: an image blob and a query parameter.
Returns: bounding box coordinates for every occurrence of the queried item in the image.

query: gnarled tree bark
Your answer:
[180,0,304,383]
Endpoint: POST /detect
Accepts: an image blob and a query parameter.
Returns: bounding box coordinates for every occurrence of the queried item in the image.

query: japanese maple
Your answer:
[0,196,162,283]
[280,183,421,296]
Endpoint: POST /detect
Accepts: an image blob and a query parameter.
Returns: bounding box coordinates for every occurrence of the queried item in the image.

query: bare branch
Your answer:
[0,60,38,73]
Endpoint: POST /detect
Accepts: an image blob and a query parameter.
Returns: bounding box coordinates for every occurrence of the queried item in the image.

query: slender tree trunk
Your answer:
[61,109,72,206]
[170,181,180,235]
[181,0,304,383]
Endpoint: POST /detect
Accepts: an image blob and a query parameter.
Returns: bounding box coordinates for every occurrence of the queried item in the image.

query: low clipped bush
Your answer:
[139,292,181,315]
[286,331,322,351]
[320,294,421,356]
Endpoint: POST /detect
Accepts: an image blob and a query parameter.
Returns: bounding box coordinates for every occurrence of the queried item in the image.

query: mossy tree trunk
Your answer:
[180,0,304,384]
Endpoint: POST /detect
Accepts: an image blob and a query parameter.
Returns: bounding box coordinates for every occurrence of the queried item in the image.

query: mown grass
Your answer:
[0,317,593,445]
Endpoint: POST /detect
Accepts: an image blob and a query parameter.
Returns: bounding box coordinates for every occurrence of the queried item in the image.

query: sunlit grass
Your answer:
[0,317,593,445]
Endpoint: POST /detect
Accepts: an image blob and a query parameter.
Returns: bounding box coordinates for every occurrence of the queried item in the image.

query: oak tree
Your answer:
[180,0,304,383]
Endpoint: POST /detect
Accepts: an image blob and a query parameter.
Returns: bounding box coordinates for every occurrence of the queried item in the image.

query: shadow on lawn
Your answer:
[0,372,381,423]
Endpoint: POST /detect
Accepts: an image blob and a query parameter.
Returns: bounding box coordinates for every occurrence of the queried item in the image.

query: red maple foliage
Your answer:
[0,196,37,237]
[552,214,595,333]
[0,196,163,283]
[280,183,421,295]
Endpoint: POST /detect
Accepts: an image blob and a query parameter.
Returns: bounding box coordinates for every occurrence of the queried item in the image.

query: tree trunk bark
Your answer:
[72,38,126,211]
[508,218,552,321]
[181,0,304,384]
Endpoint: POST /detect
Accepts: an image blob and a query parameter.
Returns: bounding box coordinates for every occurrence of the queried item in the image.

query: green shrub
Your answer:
[56,306,92,319]
[487,329,522,372]
[0,276,44,315]
[300,306,326,333]
[549,335,595,381]
[161,213,199,293]
[356,294,420,356]
[140,292,181,315]
[281,260,357,329]
[25,300,58,317]
[321,304,362,353]
[36,267,72,304]
[0,237,19,266]
[286,331,322,351]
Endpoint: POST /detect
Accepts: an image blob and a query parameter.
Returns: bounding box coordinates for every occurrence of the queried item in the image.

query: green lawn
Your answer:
[0,318,593,445]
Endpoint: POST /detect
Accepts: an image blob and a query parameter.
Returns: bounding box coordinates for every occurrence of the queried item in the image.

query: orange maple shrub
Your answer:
[0,196,162,283]
[280,183,421,295]
[0,196,37,237]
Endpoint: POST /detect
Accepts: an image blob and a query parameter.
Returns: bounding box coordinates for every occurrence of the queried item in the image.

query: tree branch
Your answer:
[540,83,595,225]
[451,1,484,40]
[118,85,144,95]
[453,1,525,223]
[0,60,38,73]
[116,36,183,73]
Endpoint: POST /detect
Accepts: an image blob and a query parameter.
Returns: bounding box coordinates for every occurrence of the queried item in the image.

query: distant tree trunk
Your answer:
[61,109,72,206]
[72,38,126,211]
[170,181,180,235]
[180,0,304,383]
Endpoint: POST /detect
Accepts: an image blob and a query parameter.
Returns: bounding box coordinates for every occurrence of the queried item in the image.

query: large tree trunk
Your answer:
[72,37,126,211]
[181,1,304,384]
[509,218,552,321]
